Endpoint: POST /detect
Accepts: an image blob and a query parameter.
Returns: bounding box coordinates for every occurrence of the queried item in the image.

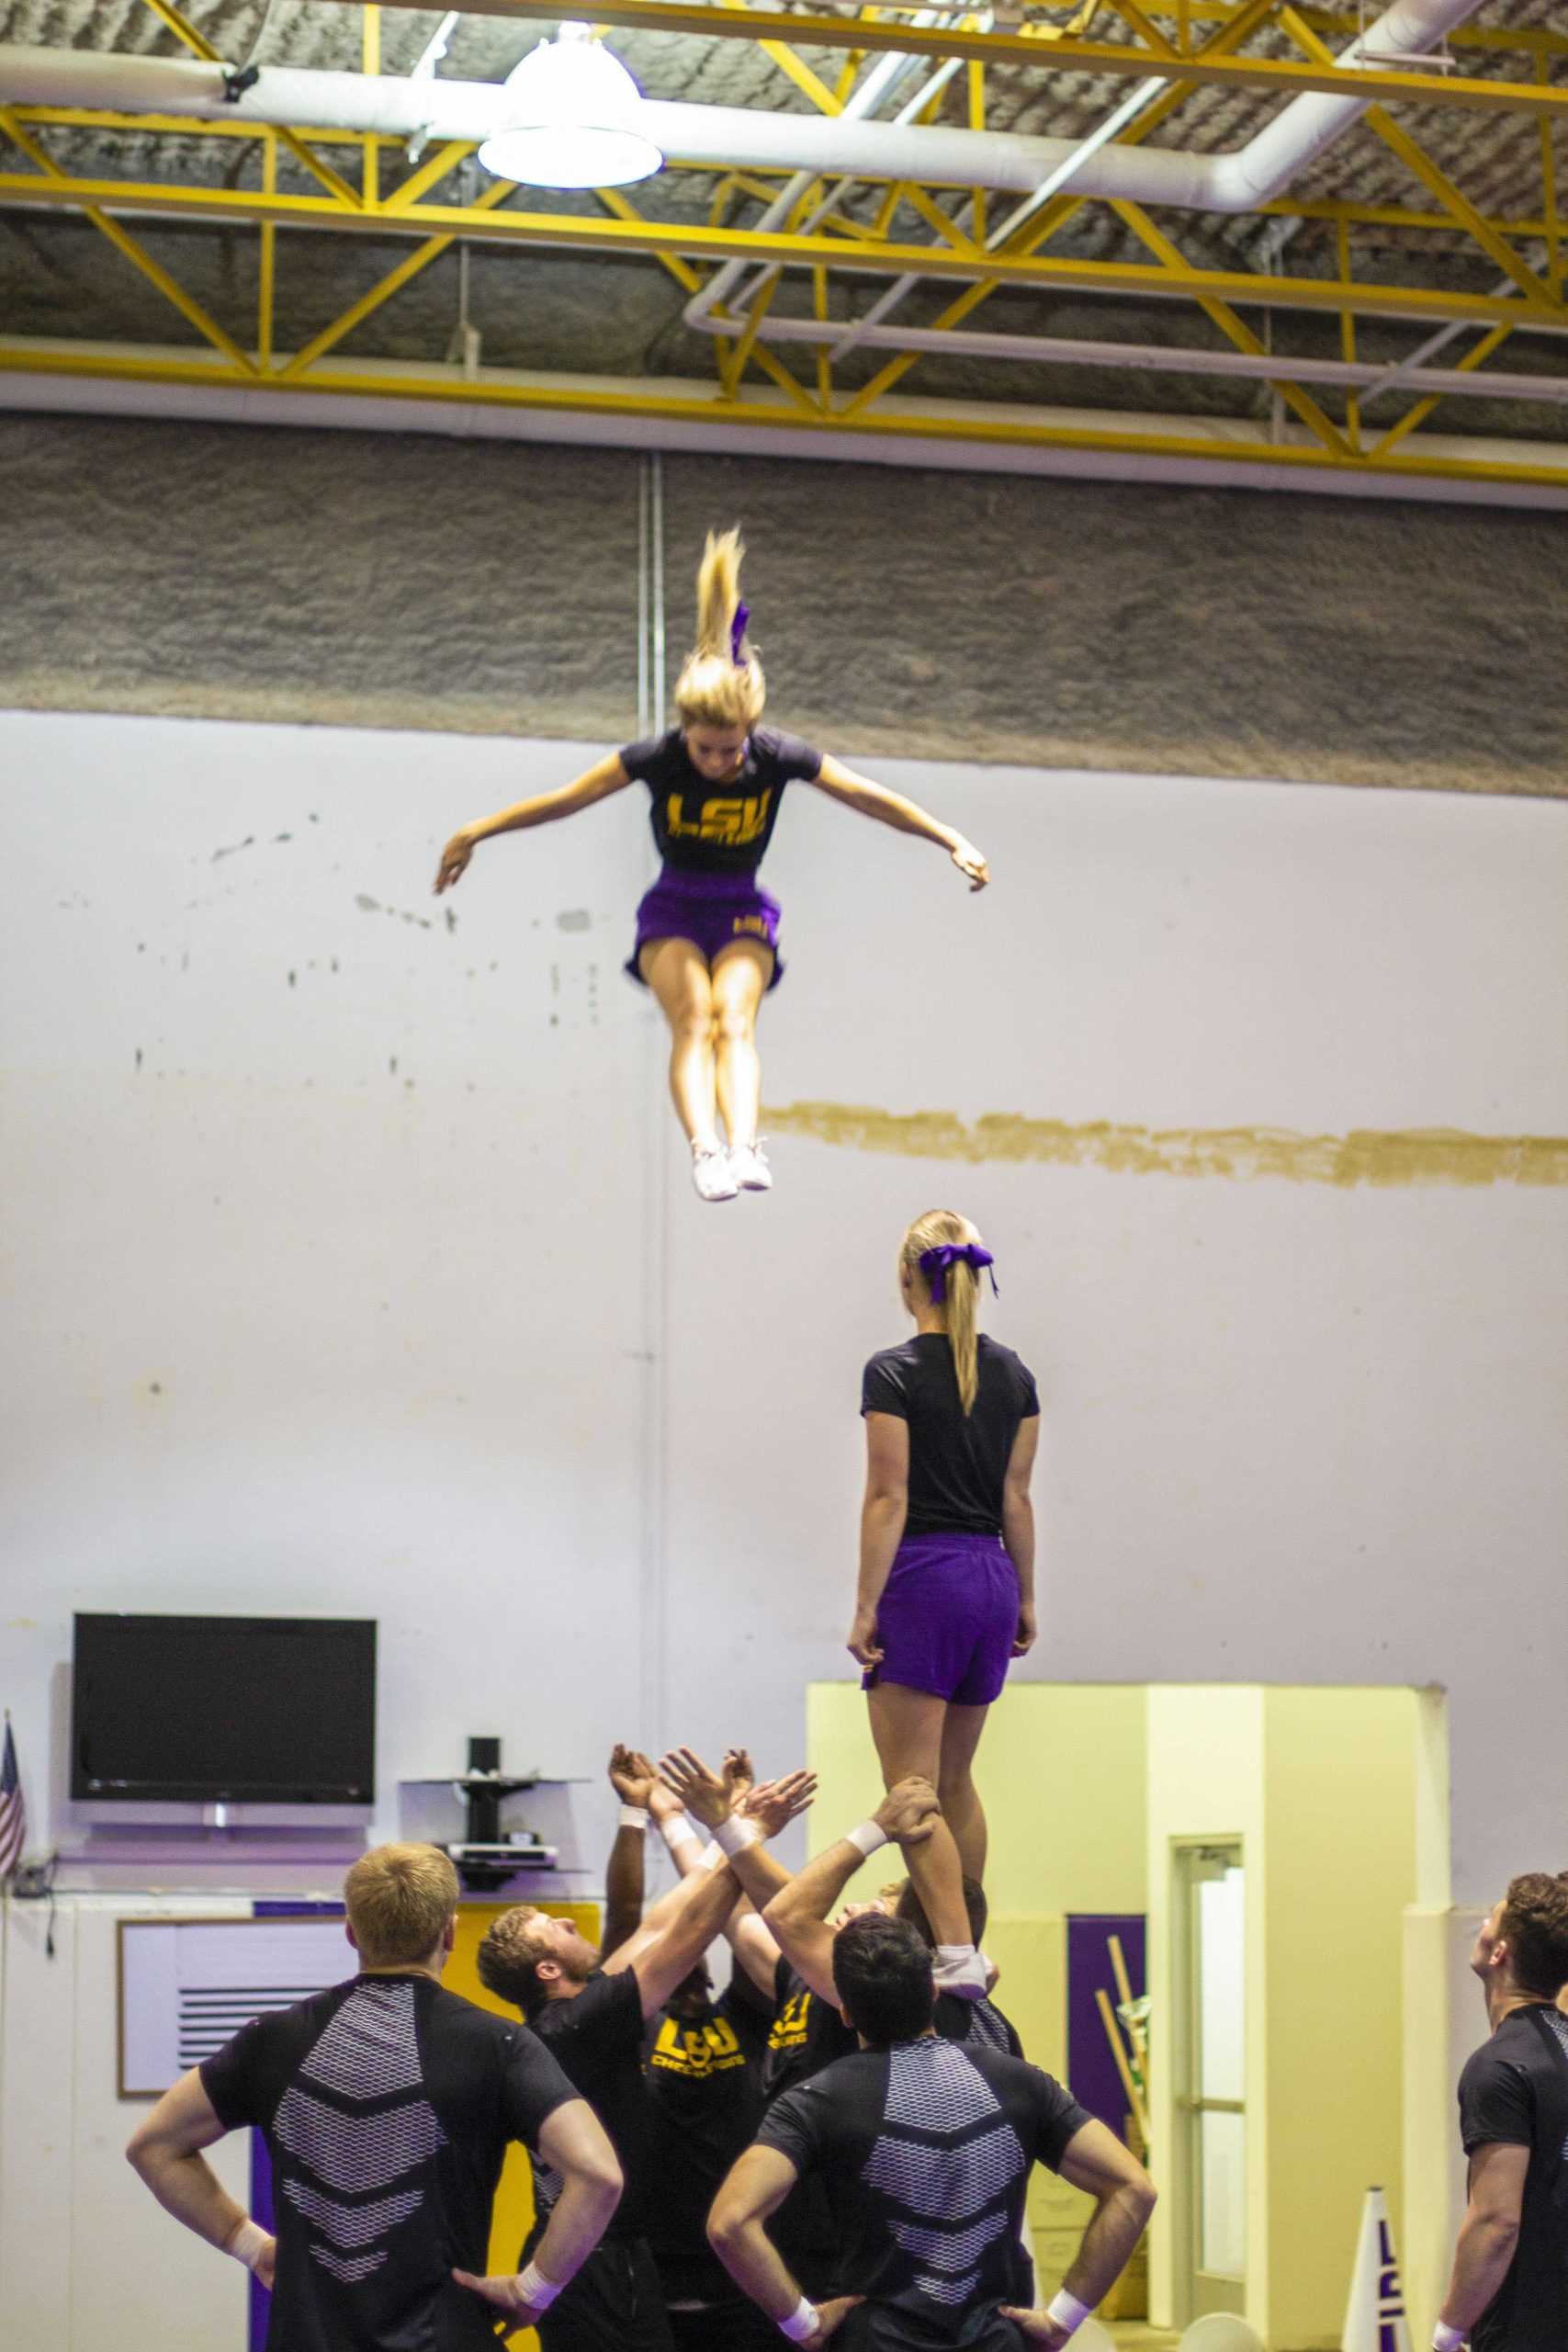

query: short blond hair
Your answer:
[344,1843,458,1967]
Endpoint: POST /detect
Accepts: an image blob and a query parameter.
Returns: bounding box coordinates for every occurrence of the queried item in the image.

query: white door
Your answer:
[1174,1842,1247,2321]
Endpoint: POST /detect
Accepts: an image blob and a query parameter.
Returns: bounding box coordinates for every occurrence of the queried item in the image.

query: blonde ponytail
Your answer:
[899,1208,987,1416]
[674,528,766,731]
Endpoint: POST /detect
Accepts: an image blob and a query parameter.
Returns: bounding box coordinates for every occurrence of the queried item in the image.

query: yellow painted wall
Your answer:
[445,1898,600,2351]
[1262,1689,1421,2349]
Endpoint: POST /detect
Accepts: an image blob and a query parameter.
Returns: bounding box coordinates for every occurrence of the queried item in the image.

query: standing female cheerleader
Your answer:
[434,531,987,1201]
[851,1209,1039,1886]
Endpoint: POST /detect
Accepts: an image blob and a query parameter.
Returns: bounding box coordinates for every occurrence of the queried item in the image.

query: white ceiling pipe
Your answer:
[0,1,1488,212]
[679,311,1568,405]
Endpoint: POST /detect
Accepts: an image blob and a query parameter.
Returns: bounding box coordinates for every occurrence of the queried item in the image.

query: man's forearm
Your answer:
[131,2146,249,2255]
[710,2211,807,2324]
[1059,2183,1157,2310]
[1440,2211,1520,2333]
[530,2168,622,2292]
[603,1823,646,1960]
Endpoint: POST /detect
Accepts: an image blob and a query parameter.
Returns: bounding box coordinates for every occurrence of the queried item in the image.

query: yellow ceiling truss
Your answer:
[0,0,1563,492]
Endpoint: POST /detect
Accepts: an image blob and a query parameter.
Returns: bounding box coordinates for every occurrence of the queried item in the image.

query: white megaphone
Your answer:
[1342,2187,1412,2352]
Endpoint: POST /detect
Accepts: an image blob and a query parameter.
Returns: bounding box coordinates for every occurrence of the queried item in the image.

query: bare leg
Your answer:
[638,937,718,1150]
[709,940,773,1148]
[937,1702,992,1884]
[867,1682,972,1950]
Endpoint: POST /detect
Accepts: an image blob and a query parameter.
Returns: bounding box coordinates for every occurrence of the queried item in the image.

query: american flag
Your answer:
[0,1717,25,1879]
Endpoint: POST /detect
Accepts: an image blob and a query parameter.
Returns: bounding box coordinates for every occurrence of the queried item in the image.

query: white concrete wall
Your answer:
[2,707,1566,2348]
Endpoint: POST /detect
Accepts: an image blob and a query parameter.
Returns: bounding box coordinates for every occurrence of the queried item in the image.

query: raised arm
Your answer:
[434,752,633,892]
[603,1744,652,1959]
[849,1412,908,1671]
[1002,1415,1041,1658]
[1001,2119,1156,2342]
[762,1779,941,2004]
[657,1750,812,1924]
[603,1850,742,2018]
[810,752,988,891]
[455,2096,623,2325]
[126,2070,274,2289]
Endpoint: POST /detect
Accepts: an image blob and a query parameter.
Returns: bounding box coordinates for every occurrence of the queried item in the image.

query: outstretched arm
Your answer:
[811,753,988,891]
[455,2097,622,2326]
[604,1853,741,2018]
[434,752,633,892]
[126,2071,274,2289]
[1001,2120,1156,2343]
[657,1749,814,1925]
[762,1779,941,2003]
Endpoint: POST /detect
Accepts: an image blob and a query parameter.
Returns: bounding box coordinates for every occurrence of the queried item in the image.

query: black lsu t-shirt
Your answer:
[759,2036,1089,2350]
[863,1333,1040,1539]
[1457,2005,1568,2352]
[200,1973,577,2352]
[529,1968,651,2239]
[643,1986,766,2301]
[619,726,822,877]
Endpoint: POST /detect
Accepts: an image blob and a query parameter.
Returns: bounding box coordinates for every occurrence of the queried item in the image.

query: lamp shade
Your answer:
[478,24,662,189]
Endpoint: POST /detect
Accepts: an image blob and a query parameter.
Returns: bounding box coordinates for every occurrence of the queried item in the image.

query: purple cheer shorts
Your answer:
[864,1532,1021,1708]
[626,866,784,989]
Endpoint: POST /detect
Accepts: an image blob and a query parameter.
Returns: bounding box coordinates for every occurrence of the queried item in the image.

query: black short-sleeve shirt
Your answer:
[1456,2006,1568,2352]
[199,1971,577,2352]
[528,1968,651,2239]
[618,726,822,876]
[758,2035,1089,2348]
[862,1333,1040,1538]
[643,1984,767,2301]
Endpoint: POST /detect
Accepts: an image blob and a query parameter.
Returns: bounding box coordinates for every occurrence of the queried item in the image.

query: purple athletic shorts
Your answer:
[626,866,784,989]
[864,1532,1020,1707]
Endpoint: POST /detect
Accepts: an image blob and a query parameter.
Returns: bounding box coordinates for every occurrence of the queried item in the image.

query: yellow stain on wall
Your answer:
[765,1102,1568,1189]
[446,1898,601,2352]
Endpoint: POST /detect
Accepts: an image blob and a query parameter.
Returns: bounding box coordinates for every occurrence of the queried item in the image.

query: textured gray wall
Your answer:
[2,410,1564,795]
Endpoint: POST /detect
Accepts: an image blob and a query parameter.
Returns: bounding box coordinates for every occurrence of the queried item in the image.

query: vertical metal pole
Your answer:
[649,451,666,738]
[636,456,649,739]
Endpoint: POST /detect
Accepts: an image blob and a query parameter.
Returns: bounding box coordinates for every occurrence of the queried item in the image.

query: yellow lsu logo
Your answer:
[666,789,773,848]
[649,2014,748,2078]
[767,1990,813,2053]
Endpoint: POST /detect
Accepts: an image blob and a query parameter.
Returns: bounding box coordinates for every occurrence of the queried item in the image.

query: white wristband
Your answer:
[1432,2326,1465,2352]
[518,2259,561,2312]
[778,2294,820,2341]
[1047,2289,1092,2335]
[224,2218,269,2273]
[699,1838,726,1872]
[713,1813,761,1859]
[659,1810,703,1858]
[618,1804,649,1831]
[845,1819,889,1859]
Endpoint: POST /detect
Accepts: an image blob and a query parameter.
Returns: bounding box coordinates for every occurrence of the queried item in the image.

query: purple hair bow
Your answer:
[730,602,750,666]
[919,1243,998,1304]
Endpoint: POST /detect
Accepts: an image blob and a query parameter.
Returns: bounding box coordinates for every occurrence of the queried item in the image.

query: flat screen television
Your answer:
[72,1613,377,1804]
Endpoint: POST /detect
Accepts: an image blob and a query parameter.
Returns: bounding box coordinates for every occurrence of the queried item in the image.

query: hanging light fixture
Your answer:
[478,23,662,189]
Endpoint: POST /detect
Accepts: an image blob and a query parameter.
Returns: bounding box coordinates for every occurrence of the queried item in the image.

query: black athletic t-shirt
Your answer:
[199,1972,577,2352]
[759,2035,1089,2349]
[1457,2005,1568,2352]
[529,1969,652,2240]
[618,726,823,876]
[862,1333,1040,1539]
[643,1985,767,2301]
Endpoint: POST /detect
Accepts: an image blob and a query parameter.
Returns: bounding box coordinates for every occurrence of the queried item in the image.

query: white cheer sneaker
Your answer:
[691,1145,739,1204]
[728,1141,773,1193]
